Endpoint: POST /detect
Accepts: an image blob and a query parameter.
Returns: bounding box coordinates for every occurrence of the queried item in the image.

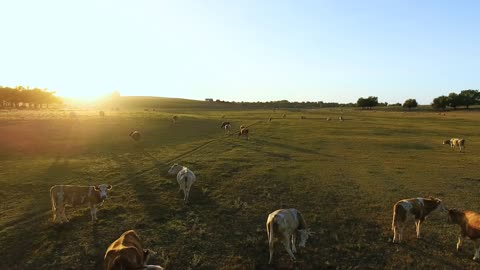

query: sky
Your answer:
[1,0,479,104]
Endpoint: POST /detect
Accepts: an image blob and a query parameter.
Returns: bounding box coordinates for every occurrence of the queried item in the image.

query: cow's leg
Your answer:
[89,204,97,222]
[392,224,399,243]
[457,235,464,251]
[60,205,69,223]
[398,224,406,243]
[291,233,297,253]
[474,241,480,260]
[184,186,190,203]
[282,235,296,261]
[415,219,423,239]
[268,239,275,264]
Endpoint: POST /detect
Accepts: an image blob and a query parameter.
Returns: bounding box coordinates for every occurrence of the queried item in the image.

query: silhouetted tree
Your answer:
[458,89,479,109]
[447,92,461,110]
[403,99,418,110]
[431,96,449,110]
[357,96,379,109]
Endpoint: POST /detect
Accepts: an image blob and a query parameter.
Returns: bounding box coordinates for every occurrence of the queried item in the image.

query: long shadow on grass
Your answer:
[109,153,174,223]
[0,156,77,267]
[254,138,334,157]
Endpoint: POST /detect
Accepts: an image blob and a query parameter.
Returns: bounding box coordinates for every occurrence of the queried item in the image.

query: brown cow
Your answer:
[448,209,480,260]
[104,230,163,270]
[392,197,445,243]
[50,184,112,223]
[238,127,249,140]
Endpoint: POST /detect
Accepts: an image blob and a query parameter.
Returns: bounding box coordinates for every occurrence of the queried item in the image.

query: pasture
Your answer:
[1,107,480,269]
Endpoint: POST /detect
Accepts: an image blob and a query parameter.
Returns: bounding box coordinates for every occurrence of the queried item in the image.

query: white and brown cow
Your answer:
[50,184,112,223]
[443,138,465,152]
[392,197,445,243]
[168,164,197,203]
[238,127,249,140]
[129,131,141,142]
[104,230,163,270]
[448,208,480,260]
[221,122,231,134]
[266,208,311,264]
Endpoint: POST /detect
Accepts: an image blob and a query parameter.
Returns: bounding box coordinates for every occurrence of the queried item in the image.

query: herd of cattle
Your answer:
[46,114,471,269]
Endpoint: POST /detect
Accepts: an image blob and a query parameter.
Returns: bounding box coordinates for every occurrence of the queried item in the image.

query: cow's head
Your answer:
[428,196,447,213]
[94,184,112,200]
[443,139,451,145]
[447,208,465,224]
[298,229,312,247]
[168,164,181,175]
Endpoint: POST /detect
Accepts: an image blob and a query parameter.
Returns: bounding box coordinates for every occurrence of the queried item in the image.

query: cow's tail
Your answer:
[268,216,277,245]
[50,186,56,221]
[392,205,396,231]
[392,203,402,231]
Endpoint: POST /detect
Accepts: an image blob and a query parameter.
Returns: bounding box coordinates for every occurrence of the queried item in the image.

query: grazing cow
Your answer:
[448,208,480,260]
[172,115,178,124]
[168,164,196,203]
[392,197,445,243]
[99,111,105,117]
[266,208,311,264]
[129,131,141,141]
[300,116,306,119]
[443,138,465,152]
[50,184,112,223]
[221,122,231,134]
[339,116,343,121]
[282,114,286,119]
[104,230,163,270]
[326,117,331,121]
[238,127,249,140]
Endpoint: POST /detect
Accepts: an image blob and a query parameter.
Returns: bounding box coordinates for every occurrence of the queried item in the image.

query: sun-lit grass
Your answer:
[1,107,479,269]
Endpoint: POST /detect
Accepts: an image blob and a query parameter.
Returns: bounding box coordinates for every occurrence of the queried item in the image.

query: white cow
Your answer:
[168,164,196,203]
[266,208,311,264]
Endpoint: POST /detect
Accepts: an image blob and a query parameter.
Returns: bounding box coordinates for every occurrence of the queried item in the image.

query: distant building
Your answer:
[205,98,214,102]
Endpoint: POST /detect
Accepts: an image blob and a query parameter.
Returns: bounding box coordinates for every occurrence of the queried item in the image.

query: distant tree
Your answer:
[402,99,418,110]
[458,89,479,109]
[431,96,449,110]
[447,92,461,110]
[357,96,378,109]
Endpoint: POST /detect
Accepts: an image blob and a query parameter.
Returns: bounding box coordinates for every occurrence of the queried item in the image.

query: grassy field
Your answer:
[1,107,480,270]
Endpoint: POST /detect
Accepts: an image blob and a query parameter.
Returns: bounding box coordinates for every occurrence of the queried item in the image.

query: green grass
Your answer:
[1,107,480,269]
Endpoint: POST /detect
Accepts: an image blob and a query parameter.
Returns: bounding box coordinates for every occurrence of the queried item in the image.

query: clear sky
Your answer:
[1,0,478,104]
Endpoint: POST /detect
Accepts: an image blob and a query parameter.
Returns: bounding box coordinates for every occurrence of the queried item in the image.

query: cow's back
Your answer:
[105,230,144,270]
[465,211,480,238]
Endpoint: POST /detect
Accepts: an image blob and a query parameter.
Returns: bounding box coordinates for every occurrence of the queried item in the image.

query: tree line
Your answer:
[431,89,479,110]
[0,86,62,109]
[356,89,479,110]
